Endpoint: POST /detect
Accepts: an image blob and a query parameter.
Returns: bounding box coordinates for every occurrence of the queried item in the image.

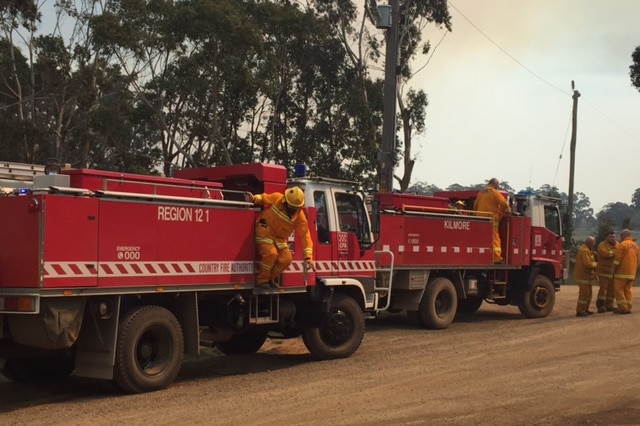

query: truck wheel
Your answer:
[302,293,364,360]
[418,277,457,329]
[216,328,268,355]
[114,306,184,393]
[457,297,483,314]
[518,275,555,318]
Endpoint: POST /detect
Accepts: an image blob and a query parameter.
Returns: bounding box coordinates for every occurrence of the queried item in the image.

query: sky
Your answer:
[407,0,640,213]
[35,1,638,213]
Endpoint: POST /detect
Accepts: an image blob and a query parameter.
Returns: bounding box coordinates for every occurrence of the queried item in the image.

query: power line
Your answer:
[447,1,571,96]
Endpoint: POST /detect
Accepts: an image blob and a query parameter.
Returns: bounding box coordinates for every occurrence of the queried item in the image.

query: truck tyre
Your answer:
[457,297,483,314]
[518,275,555,318]
[418,277,457,329]
[302,293,364,360]
[114,305,184,394]
[216,328,268,355]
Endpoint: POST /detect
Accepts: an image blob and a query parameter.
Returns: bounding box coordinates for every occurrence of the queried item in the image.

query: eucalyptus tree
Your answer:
[313,0,451,191]
[631,45,640,92]
[0,0,42,162]
[256,1,382,180]
[0,0,155,170]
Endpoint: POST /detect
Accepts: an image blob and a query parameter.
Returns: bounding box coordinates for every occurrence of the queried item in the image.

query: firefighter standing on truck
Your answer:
[473,178,511,263]
[245,186,313,289]
[574,236,597,317]
[612,229,639,314]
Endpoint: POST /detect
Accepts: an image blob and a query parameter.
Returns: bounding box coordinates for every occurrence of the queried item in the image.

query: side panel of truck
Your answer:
[378,213,495,267]
[95,198,258,288]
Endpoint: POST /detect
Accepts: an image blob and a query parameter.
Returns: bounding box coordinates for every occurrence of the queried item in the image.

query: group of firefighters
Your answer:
[573,229,640,316]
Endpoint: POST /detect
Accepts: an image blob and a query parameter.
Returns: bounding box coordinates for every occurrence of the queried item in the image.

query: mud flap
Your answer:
[8,297,87,349]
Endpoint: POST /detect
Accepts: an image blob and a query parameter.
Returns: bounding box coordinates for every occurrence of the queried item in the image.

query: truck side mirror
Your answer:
[371,199,380,234]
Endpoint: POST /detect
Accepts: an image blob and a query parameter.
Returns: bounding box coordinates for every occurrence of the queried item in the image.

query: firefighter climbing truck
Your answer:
[0,161,566,392]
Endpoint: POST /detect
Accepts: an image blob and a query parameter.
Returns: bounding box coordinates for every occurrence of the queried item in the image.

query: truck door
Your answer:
[330,189,373,276]
[312,189,334,273]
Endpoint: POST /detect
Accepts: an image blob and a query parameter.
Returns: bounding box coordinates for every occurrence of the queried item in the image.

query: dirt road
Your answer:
[2,285,640,425]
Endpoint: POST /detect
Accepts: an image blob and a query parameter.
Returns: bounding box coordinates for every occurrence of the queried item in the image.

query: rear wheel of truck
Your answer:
[216,328,268,355]
[418,277,457,329]
[457,297,483,314]
[302,293,364,360]
[518,275,555,318]
[114,305,184,394]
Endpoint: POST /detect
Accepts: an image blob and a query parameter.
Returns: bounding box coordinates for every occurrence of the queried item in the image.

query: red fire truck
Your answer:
[277,174,566,330]
[0,163,370,393]
[0,162,567,392]
[370,189,567,329]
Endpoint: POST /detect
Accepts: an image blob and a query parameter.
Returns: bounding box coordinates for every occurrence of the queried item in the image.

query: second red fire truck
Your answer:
[0,162,566,392]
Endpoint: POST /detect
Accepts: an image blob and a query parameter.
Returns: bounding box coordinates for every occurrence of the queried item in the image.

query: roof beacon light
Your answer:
[294,164,307,178]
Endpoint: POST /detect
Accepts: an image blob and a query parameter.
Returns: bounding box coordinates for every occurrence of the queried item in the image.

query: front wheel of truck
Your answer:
[113,305,184,393]
[302,293,364,360]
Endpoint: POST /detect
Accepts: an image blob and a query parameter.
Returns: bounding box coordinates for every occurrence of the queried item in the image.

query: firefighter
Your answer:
[595,231,620,313]
[612,229,639,314]
[473,178,511,263]
[244,186,313,289]
[574,236,597,317]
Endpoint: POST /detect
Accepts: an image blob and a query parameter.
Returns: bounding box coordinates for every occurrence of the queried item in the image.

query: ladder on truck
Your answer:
[0,161,45,185]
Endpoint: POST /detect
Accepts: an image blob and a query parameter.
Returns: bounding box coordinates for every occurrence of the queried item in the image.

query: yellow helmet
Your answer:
[285,186,305,208]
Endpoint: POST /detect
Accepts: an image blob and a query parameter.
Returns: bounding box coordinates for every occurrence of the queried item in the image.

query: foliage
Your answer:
[631,45,640,92]
[0,0,636,220]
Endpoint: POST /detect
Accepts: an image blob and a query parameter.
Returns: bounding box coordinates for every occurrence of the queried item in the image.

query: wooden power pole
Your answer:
[379,0,399,193]
[565,81,580,249]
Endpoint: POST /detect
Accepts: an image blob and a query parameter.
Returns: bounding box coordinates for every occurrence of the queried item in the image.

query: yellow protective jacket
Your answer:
[596,240,619,278]
[573,243,597,284]
[473,185,511,221]
[253,192,313,261]
[613,237,639,280]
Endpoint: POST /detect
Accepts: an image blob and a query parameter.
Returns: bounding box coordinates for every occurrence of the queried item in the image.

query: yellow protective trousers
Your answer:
[576,283,593,314]
[255,221,292,285]
[492,221,502,262]
[613,278,634,313]
[596,275,615,310]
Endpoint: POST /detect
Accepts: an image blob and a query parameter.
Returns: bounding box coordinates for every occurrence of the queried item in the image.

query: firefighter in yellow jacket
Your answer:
[595,231,619,313]
[574,236,597,317]
[473,178,511,263]
[612,229,639,314]
[245,186,313,289]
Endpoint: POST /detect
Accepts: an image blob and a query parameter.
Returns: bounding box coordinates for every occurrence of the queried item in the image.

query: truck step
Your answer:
[250,294,279,324]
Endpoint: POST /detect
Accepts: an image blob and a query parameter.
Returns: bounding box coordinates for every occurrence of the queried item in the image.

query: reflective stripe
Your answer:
[271,205,293,224]
[614,274,636,279]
